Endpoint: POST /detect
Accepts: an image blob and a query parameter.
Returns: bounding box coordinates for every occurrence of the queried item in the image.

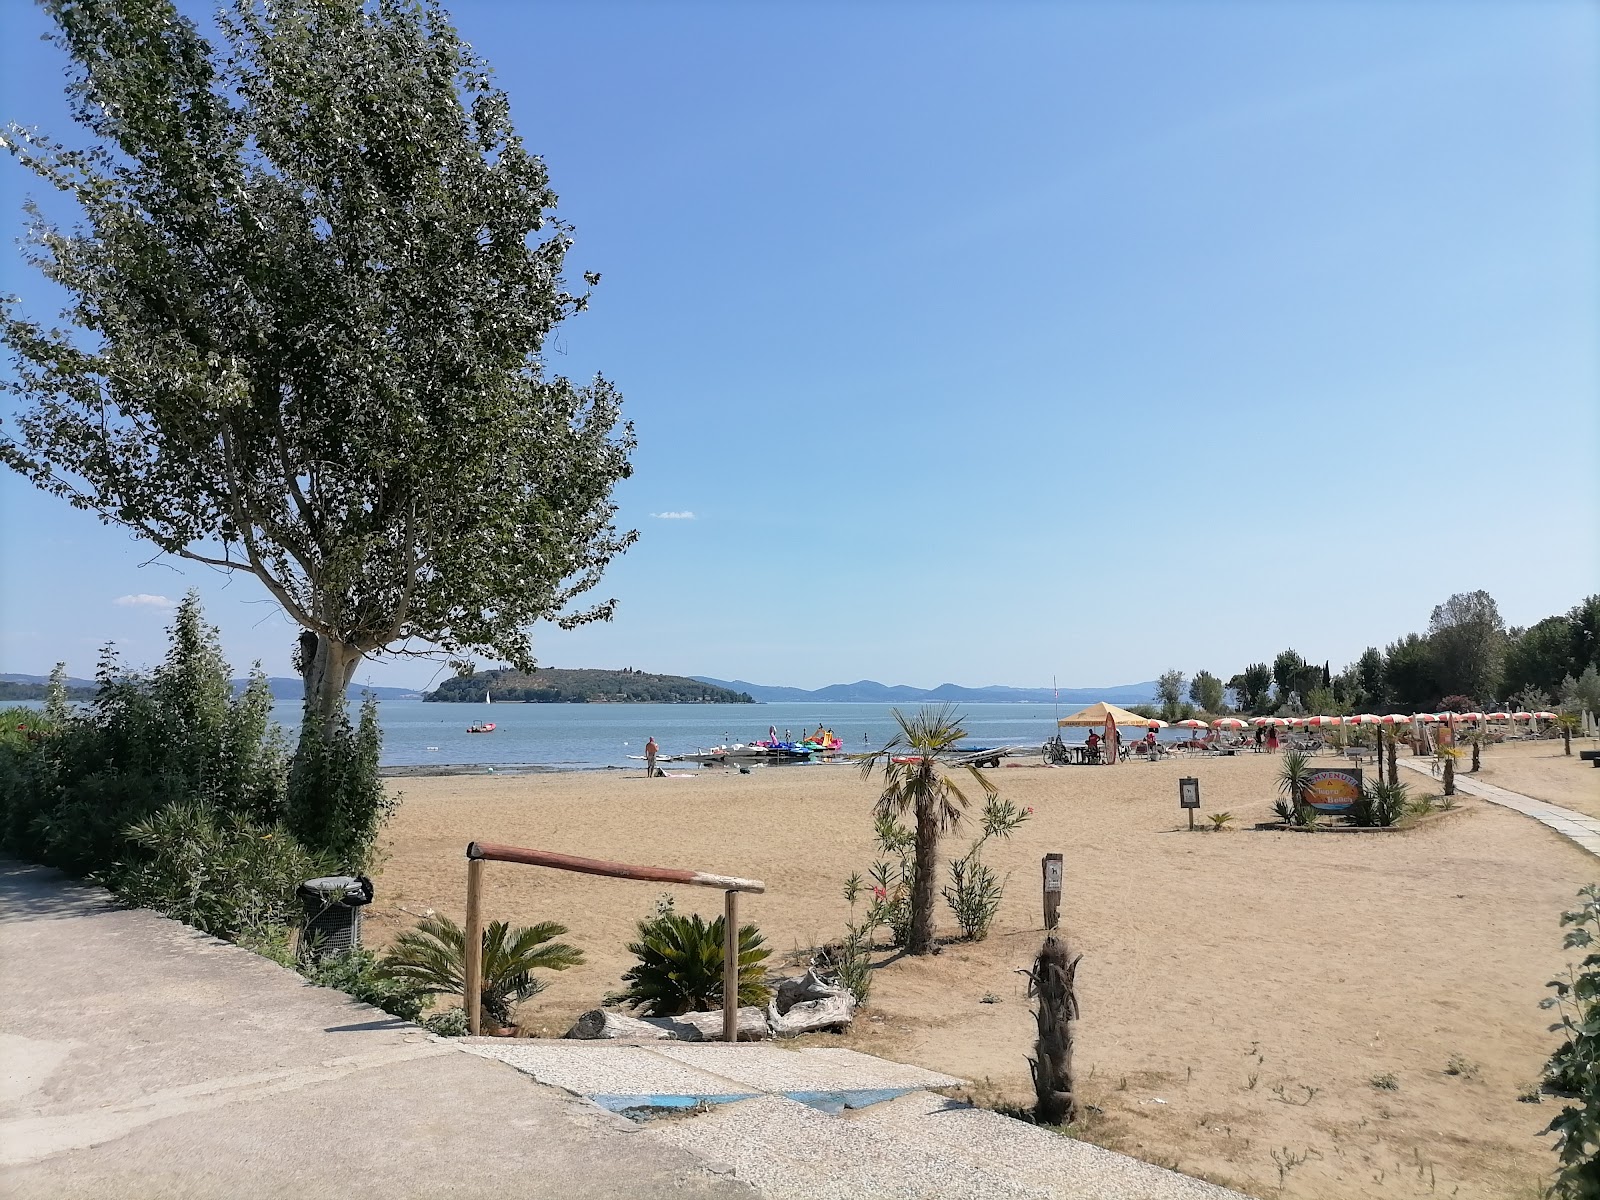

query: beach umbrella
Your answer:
[1254,716,1290,726]
[1379,714,1409,724]
[1213,717,1249,730]
[1175,718,1209,730]
[1486,711,1510,721]
[1417,713,1440,724]
[1145,718,1169,729]
[1532,711,1558,720]
[1304,716,1338,727]
[1461,712,1485,722]
[1513,710,1533,721]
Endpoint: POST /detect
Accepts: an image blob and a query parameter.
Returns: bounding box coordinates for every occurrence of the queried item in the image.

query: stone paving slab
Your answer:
[650,1043,963,1093]
[1398,760,1600,858]
[458,1042,757,1104]
[853,1090,1249,1199]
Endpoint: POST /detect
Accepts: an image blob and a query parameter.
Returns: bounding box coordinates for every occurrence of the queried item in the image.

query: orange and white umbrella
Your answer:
[1461,712,1485,721]
[1254,716,1290,726]
[1348,714,1382,726]
[1417,713,1440,724]
[1145,719,1169,730]
[1532,710,1558,721]
[1379,713,1409,724]
[1175,718,1208,730]
[1513,710,1533,721]
[1486,711,1510,721]
[1304,715,1339,727]
[1213,717,1249,730]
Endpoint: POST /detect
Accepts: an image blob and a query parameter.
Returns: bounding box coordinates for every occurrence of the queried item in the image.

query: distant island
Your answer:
[0,673,421,703]
[689,677,1160,705]
[424,668,754,704]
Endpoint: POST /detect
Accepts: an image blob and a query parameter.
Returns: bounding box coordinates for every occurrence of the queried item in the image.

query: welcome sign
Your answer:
[1304,766,1363,812]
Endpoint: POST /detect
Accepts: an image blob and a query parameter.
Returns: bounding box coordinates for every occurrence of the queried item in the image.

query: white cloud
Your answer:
[114,594,175,609]
[650,511,696,520]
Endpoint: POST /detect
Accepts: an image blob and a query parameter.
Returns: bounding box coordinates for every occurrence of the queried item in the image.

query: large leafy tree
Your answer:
[1384,632,1439,712]
[1227,662,1274,714]
[0,0,635,748]
[1427,591,1507,704]
[1188,670,1224,715]
[1503,616,1580,699]
[861,705,996,956]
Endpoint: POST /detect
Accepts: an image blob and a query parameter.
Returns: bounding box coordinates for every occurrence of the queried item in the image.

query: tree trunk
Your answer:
[1563,727,1572,756]
[1471,741,1481,772]
[1028,935,1080,1126]
[299,630,363,744]
[908,801,939,956]
[1443,756,1455,797]
[1387,736,1398,784]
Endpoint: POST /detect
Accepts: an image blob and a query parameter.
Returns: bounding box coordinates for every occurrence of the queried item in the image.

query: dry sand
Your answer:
[1467,735,1600,819]
[368,752,1597,1200]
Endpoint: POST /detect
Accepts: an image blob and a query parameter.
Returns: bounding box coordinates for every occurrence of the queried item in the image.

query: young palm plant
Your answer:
[1276,750,1317,826]
[608,903,771,1016]
[1435,744,1462,797]
[860,705,997,955]
[382,914,583,1030]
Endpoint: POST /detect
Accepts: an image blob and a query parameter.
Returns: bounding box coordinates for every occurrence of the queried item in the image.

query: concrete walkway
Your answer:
[0,861,753,1200]
[1397,759,1600,856]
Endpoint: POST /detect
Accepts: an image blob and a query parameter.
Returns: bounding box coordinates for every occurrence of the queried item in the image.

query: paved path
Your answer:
[1397,759,1600,856]
[0,861,753,1200]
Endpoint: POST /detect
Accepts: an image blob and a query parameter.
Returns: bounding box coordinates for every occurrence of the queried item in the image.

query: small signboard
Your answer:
[1179,778,1201,809]
[1044,858,1063,892]
[1041,853,1063,929]
[1304,766,1362,812]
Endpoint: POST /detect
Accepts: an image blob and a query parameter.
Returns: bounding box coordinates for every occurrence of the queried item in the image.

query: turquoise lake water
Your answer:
[267,699,1143,770]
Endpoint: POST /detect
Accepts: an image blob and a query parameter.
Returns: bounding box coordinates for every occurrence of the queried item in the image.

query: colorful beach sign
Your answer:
[1304,766,1363,812]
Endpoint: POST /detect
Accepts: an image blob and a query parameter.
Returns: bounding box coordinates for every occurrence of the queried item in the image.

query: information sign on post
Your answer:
[1041,853,1063,930]
[1179,777,1200,830]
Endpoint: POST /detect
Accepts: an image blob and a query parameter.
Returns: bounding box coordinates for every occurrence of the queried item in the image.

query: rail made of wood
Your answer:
[461,842,766,1041]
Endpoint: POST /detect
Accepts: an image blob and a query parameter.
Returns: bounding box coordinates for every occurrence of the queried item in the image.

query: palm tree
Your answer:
[1436,745,1462,797]
[1556,712,1580,756]
[860,705,996,956]
[382,914,584,1029]
[1276,750,1317,821]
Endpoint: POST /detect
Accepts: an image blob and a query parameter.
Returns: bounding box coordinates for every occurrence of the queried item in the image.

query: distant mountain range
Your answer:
[0,673,422,702]
[689,677,1159,705]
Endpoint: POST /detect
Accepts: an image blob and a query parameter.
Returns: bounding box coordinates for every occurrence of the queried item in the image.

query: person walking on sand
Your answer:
[1255,724,1265,752]
[645,736,658,778]
[1265,723,1279,753]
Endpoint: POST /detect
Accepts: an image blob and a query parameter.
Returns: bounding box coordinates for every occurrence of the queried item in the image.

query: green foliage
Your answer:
[1505,617,1584,699]
[1384,633,1441,713]
[1207,811,1234,830]
[112,801,327,939]
[942,797,1031,940]
[302,949,425,1022]
[1351,779,1410,828]
[383,912,583,1029]
[1427,591,1506,706]
[1275,751,1316,820]
[608,898,771,1017]
[422,1007,470,1037]
[1562,667,1600,719]
[860,705,997,955]
[1272,650,1318,710]
[1157,670,1186,723]
[1,0,635,742]
[1228,663,1274,714]
[1541,886,1600,1198]
[286,692,393,872]
[427,668,752,704]
[1189,671,1225,715]
[0,596,290,876]
[832,872,882,1004]
[1272,798,1296,825]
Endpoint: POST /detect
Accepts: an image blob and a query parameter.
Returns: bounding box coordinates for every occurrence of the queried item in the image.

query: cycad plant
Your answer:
[860,705,996,955]
[608,900,771,1016]
[1276,750,1317,825]
[382,913,584,1029]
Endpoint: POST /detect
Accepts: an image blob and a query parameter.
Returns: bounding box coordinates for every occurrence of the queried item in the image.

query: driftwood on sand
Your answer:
[564,1005,769,1041]
[766,969,856,1036]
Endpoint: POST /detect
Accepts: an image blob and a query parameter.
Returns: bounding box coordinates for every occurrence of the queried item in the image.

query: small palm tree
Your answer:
[1556,712,1580,756]
[1435,745,1462,797]
[860,705,996,956]
[1276,750,1317,822]
[382,914,583,1029]
[608,905,771,1016]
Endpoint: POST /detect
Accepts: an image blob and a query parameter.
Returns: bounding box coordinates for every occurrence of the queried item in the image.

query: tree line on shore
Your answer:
[1141,591,1600,723]
[426,668,754,705]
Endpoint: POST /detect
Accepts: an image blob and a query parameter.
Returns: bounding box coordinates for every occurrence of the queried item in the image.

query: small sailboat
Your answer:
[467,721,496,734]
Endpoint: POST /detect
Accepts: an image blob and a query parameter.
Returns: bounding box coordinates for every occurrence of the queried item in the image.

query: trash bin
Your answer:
[297,875,374,961]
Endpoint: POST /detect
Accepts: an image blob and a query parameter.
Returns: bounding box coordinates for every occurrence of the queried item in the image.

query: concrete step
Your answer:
[850,1090,1246,1199]
[643,1092,1049,1200]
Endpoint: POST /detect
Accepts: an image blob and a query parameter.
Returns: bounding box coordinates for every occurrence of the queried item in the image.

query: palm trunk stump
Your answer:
[1027,935,1081,1126]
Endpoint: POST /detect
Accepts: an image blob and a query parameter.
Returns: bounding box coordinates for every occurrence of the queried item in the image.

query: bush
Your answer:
[382,913,583,1029]
[1542,885,1600,1198]
[607,897,771,1016]
[286,692,393,872]
[423,1006,470,1037]
[111,801,328,939]
[942,797,1030,941]
[1352,780,1410,828]
[303,949,425,1022]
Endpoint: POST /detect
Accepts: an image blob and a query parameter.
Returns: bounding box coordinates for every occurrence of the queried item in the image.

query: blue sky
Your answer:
[1,0,1595,692]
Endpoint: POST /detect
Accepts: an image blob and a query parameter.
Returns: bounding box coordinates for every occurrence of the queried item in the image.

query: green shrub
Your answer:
[302,949,425,1022]
[423,1006,470,1037]
[1352,780,1409,828]
[942,798,1030,941]
[286,692,393,872]
[110,802,327,939]
[608,897,771,1016]
[1542,885,1600,1198]
[383,913,584,1029]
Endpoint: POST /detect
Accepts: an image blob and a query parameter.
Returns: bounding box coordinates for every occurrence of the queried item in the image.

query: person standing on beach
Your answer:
[1254,724,1265,752]
[1266,724,1279,753]
[645,736,658,778]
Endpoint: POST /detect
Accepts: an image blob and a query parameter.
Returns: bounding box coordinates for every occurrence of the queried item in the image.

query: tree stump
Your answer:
[1025,934,1081,1126]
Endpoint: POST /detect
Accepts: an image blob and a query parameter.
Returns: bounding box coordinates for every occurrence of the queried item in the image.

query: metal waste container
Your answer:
[297,875,374,961]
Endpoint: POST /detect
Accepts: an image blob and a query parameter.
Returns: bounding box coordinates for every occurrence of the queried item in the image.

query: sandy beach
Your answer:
[368,747,1599,1199]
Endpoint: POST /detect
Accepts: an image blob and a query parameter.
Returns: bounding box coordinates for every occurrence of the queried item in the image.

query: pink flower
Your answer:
[1024,806,1034,815]
[872,886,887,900]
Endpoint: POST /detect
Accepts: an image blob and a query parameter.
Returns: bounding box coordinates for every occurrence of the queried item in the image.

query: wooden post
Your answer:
[464,856,485,1036]
[1041,853,1063,931]
[723,889,739,1043]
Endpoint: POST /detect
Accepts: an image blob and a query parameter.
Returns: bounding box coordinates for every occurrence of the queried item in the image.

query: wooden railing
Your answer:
[462,841,766,1040]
